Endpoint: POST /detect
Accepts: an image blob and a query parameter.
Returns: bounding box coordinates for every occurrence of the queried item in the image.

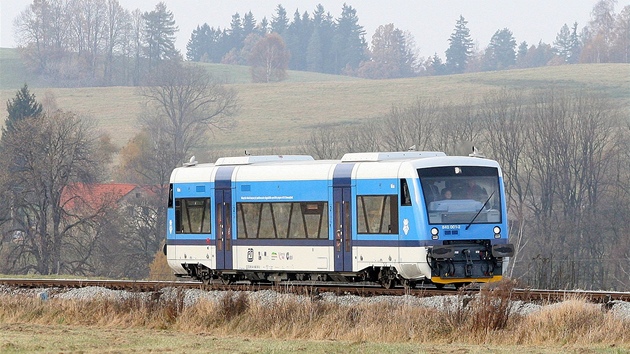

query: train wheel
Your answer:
[379,268,397,289]
[434,283,445,290]
[381,278,395,289]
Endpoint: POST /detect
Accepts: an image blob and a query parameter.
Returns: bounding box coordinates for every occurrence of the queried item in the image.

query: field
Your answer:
[1,48,628,162]
[0,281,629,353]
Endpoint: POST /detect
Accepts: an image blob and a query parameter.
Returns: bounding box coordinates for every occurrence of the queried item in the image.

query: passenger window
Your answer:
[175,198,211,233]
[357,195,398,234]
[237,202,328,239]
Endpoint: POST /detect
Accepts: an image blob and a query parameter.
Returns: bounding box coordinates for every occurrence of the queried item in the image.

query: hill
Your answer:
[1,47,628,161]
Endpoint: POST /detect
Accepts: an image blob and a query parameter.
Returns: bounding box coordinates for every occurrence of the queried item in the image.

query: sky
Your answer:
[0,0,613,59]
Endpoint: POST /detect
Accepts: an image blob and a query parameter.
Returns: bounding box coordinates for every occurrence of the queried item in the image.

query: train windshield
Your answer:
[418,166,502,225]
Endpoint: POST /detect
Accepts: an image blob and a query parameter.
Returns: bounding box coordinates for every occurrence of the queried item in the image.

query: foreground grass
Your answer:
[1,324,620,354]
[0,282,628,353]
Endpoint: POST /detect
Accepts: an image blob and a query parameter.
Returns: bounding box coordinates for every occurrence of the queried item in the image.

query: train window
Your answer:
[418,166,502,225]
[357,195,399,234]
[175,198,211,234]
[237,202,328,239]
[400,179,411,206]
[168,184,173,208]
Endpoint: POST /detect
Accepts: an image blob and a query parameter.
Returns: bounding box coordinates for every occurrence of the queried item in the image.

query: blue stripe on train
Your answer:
[166,238,509,247]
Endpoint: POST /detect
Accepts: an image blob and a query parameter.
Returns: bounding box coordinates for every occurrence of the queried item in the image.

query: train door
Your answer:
[333,186,352,272]
[215,188,232,270]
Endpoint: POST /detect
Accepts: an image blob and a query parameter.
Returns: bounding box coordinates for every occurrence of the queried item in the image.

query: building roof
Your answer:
[61,183,141,212]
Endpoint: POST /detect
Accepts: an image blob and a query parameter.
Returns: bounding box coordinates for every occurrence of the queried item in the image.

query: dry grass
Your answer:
[0,281,628,351]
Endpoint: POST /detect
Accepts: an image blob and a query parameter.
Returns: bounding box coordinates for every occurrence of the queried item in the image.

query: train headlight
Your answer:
[431,227,439,240]
[493,226,501,238]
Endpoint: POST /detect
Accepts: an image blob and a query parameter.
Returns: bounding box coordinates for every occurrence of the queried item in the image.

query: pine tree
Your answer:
[332,4,367,75]
[143,2,179,66]
[3,84,43,138]
[186,25,203,61]
[554,24,573,62]
[306,27,324,72]
[228,13,244,51]
[312,4,335,74]
[516,41,529,67]
[445,16,474,74]
[243,11,256,37]
[271,5,289,35]
[484,28,516,70]
[568,22,582,63]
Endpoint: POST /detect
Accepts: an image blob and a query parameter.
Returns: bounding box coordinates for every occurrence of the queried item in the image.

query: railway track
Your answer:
[1,278,628,303]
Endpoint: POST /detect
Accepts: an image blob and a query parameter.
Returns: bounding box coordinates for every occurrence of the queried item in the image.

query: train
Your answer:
[165,151,514,288]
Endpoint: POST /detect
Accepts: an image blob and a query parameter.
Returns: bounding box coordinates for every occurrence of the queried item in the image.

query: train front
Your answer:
[417,158,514,286]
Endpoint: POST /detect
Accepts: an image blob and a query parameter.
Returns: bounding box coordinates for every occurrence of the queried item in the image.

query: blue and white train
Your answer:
[165,151,515,288]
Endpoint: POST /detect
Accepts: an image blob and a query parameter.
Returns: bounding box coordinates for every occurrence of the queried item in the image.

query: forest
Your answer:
[10,0,630,85]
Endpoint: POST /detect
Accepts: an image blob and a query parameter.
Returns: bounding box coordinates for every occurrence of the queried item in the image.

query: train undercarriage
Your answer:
[179,261,505,290]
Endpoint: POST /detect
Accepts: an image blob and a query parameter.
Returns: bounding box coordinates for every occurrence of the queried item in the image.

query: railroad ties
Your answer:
[0,278,629,303]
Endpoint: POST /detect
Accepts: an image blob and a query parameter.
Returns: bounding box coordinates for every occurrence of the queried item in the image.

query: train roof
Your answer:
[170,152,502,183]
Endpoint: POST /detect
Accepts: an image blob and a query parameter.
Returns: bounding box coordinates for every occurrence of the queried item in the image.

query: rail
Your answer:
[0,278,628,303]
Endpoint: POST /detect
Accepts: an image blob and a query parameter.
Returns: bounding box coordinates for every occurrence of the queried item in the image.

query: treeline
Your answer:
[13,1,630,85]
[186,1,630,77]
[288,89,629,290]
[13,1,180,86]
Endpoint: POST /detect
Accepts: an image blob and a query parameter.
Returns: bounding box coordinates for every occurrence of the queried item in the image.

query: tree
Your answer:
[582,0,617,62]
[426,53,446,75]
[249,33,291,83]
[478,89,534,278]
[3,84,43,138]
[142,2,179,67]
[104,0,132,84]
[227,13,244,51]
[358,24,417,79]
[519,41,555,68]
[0,110,112,275]
[271,4,289,35]
[516,41,529,67]
[242,11,256,38]
[554,23,582,63]
[445,15,474,74]
[310,4,335,74]
[138,61,239,182]
[611,5,630,62]
[285,10,312,71]
[483,28,517,71]
[331,4,367,75]
[306,26,324,72]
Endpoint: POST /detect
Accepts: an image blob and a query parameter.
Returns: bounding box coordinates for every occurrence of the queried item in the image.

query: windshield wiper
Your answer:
[465,191,495,230]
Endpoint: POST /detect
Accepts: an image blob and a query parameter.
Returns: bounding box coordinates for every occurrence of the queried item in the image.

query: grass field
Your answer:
[0,282,628,353]
[0,324,616,353]
[1,48,628,162]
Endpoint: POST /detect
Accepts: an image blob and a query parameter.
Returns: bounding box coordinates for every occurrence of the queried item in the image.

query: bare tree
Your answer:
[298,126,342,159]
[479,89,534,278]
[339,120,383,153]
[103,0,131,84]
[137,61,239,183]
[0,110,112,275]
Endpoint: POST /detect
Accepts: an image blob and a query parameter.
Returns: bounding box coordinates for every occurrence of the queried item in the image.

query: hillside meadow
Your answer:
[1,47,628,162]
